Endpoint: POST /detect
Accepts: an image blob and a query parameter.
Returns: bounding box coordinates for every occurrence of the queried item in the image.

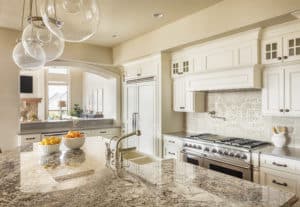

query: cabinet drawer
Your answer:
[98,128,120,137]
[261,154,296,172]
[18,134,41,145]
[263,169,297,193]
[164,145,179,159]
[164,136,183,146]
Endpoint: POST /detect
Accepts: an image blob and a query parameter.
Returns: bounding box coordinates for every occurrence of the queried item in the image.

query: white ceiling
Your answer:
[0,0,222,47]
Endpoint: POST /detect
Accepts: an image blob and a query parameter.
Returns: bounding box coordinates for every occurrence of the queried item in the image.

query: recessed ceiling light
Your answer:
[153,13,164,19]
[112,34,119,38]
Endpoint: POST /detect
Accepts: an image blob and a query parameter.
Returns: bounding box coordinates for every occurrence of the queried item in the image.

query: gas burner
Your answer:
[216,137,270,149]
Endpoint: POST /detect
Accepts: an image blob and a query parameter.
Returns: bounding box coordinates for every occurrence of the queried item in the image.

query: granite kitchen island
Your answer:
[0,137,297,207]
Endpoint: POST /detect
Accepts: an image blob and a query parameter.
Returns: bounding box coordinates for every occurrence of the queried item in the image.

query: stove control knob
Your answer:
[212,149,217,153]
[229,152,234,157]
[193,144,197,148]
[188,144,192,147]
[218,150,223,155]
[224,151,229,156]
[204,147,209,152]
[235,153,241,158]
[184,143,188,147]
[197,145,202,150]
[241,155,247,160]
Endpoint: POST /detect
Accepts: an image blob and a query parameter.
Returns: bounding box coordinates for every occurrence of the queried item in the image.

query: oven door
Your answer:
[180,150,204,167]
[203,158,252,181]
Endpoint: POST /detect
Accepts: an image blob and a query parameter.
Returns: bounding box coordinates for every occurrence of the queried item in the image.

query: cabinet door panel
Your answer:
[262,68,285,116]
[141,60,158,77]
[261,37,282,64]
[125,84,138,147]
[138,82,156,156]
[124,65,140,79]
[206,48,234,70]
[283,32,300,62]
[284,65,300,116]
[173,78,185,111]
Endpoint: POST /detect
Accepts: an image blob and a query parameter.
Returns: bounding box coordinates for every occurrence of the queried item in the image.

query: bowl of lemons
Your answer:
[63,131,85,150]
[39,136,61,155]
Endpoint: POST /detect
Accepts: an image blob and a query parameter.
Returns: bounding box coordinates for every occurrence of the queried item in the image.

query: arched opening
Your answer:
[19,60,121,125]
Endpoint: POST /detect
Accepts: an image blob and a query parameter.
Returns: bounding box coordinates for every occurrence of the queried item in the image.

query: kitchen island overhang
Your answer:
[0,136,297,207]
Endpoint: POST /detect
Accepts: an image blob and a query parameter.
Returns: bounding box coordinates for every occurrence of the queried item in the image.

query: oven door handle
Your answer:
[180,150,205,159]
[204,157,251,169]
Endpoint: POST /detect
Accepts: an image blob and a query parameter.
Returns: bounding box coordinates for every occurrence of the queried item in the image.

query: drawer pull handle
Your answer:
[179,107,185,109]
[100,131,107,134]
[168,152,176,155]
[272,180,288,187]
[26,137,35,140]
[168,140,175,144]
[272,162,287,167]
[279,109,284,112]
[277,57,282,60]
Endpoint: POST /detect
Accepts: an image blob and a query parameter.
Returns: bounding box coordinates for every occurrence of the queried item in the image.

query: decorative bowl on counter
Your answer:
[63,131,85,149]
[38,136,61,155]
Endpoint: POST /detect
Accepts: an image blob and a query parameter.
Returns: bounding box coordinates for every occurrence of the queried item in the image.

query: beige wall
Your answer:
[70,68,83,109]
[0,28,20,151]
[63,42,113,65]
[0,28,113,151]
[113,0,300,64]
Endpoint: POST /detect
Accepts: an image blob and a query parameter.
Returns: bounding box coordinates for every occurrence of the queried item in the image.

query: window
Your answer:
[48,84,68,120]
[47,68,70,120]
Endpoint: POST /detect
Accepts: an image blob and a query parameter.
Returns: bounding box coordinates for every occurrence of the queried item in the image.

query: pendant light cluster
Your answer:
[12,0,100,70]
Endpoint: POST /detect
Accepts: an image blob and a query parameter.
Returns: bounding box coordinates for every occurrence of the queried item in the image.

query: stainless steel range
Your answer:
[181,133,270,181]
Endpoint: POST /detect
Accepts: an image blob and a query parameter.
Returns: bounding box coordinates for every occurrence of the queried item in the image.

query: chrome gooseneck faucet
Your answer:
[105,130,141,173]
[208,111,226,121]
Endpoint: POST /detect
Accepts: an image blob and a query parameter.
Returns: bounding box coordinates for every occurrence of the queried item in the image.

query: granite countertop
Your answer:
[19,125,121,135]
[0,137,297,207]
[258,145,300,161]
[164,131,197,138]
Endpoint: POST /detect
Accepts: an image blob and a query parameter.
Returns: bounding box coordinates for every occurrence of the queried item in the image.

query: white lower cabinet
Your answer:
[163,135,183,160]
[18,134,41,145]
[262,64,300,117]
[260,154,300,197]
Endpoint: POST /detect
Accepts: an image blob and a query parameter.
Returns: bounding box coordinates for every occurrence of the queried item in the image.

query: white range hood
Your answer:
[186,64,263,91]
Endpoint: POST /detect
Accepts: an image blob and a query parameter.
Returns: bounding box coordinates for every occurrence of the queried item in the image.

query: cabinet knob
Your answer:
[280,109,284,112]
[137,73,141,76]
[177,72,183,75]
[277,57,282,60]
[285,109,290,112]
[179,107,185,109]
[283,56,288,59]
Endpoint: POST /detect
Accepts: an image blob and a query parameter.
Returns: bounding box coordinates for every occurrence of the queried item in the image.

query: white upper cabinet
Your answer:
[171,56,194,77]
[173,77,205,112]
[262,64,300,117]
[284,65,300,116]
[262,37,282,64]
[171,28,261,77]
[283,32,300,62]
[123,56,159,80]
[262,67,284,116]
[262,20,300,64]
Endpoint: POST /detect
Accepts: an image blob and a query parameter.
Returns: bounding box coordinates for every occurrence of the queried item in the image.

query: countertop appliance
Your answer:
[181,133,270,181]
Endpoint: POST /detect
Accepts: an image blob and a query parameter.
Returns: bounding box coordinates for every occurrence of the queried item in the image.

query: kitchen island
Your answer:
[0,137,297,207]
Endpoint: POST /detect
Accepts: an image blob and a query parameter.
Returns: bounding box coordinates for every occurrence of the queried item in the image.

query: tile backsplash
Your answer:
[186,91,300,147]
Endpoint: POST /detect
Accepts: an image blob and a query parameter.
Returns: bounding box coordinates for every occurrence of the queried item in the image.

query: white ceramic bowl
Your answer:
[63,136,85,149]
[39,143,60,155]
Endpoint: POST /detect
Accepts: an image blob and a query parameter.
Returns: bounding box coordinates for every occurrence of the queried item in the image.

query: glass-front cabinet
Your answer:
[283,32,300,62]
[171,57,193,77]
[262,37,282,64]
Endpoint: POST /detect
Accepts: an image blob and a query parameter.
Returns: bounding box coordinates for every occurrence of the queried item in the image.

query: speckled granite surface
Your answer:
[0,137,297,207]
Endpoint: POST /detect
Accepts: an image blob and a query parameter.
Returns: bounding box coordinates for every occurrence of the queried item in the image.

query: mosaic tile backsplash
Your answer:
[186,91,300,147]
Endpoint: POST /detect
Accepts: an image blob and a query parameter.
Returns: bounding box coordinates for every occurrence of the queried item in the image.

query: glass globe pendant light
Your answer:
[22,0,65,62]
[40,0,100,42]
[12,0,46,70]
[12,42,46,70]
